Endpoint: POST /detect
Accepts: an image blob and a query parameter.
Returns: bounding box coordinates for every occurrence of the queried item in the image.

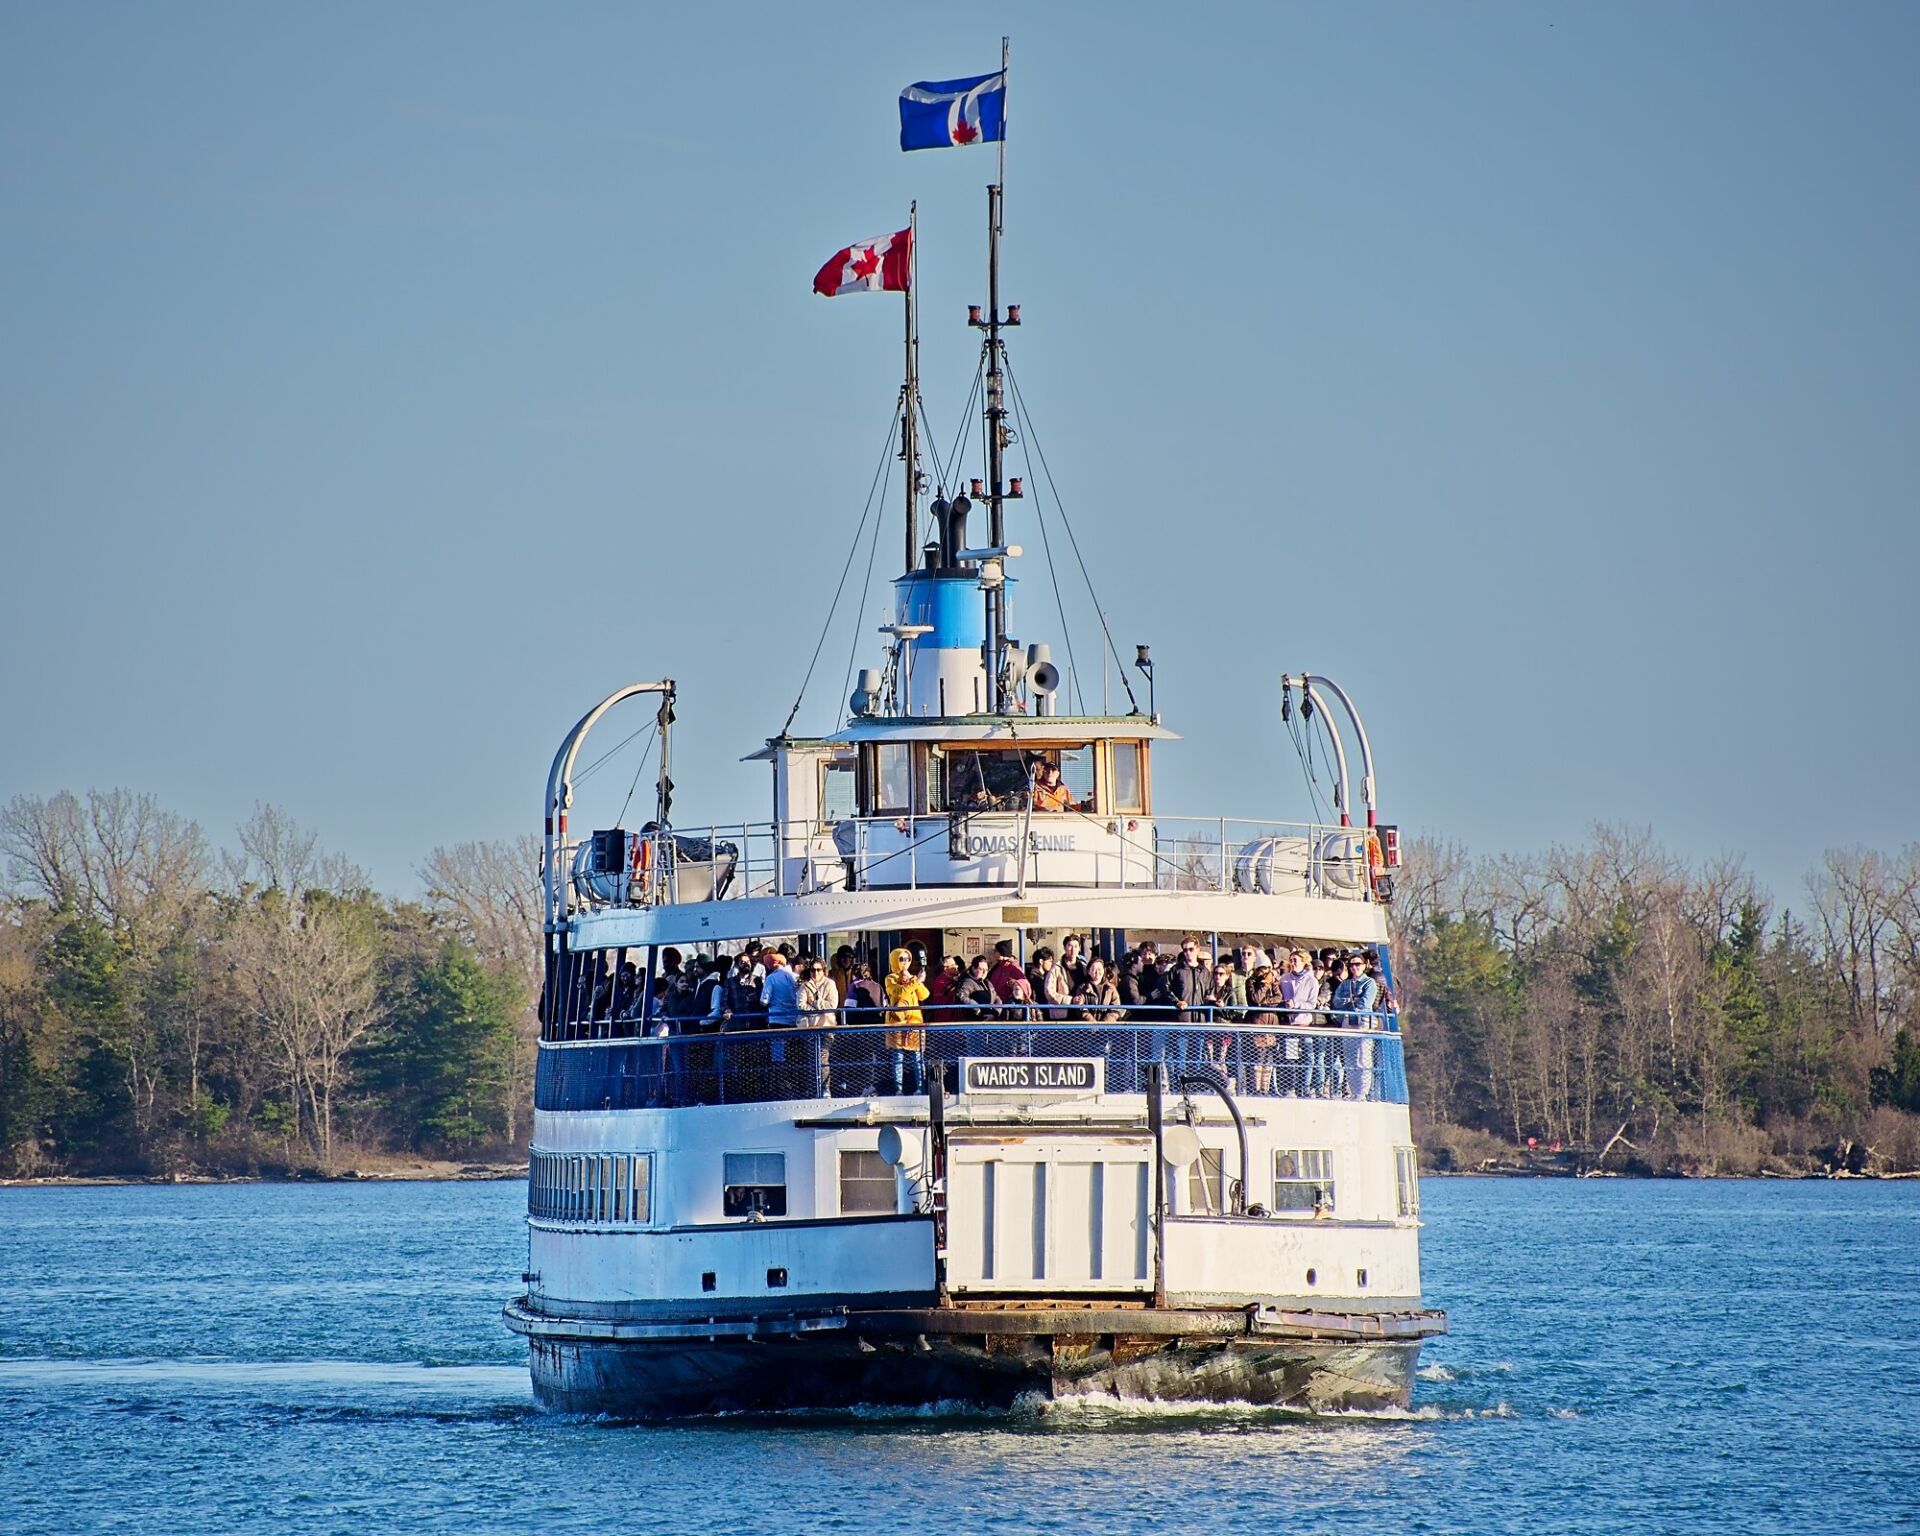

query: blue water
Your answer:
[2,1178,1915,1535]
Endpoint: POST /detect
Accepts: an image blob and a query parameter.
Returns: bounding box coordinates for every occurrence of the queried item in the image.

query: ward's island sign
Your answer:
[960,1058,1104,1097]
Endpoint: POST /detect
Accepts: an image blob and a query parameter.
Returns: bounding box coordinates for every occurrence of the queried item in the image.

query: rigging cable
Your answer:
[1007,383,1084,713]
[915,391,952,552]
[1004,361,1139,713]
[613,722,661,828]
[917,357,984,558]
[1286,706,1333,824]
[576,719,653,786]
[939,356,986,497]
[778,409,901,739]
[839,432,895,726]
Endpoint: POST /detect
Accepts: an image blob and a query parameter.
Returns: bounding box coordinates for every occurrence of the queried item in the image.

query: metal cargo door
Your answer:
[947,1140,1151,1295]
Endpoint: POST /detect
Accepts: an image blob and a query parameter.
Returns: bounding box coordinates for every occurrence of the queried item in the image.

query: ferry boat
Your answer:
[503,57,1446,1416]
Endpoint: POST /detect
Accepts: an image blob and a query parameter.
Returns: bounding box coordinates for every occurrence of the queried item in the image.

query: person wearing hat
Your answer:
[987,938,1026,1008]
[830,944,857,1006]
[883,947,929,1094]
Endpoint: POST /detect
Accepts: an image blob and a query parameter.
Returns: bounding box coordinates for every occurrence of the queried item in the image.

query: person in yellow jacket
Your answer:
[883,947,930,1095]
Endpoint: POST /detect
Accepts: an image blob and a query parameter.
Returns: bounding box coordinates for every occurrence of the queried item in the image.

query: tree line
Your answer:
[1393,827,1920,1174]
[0,792,540,1177]
[3,790,1918,1178]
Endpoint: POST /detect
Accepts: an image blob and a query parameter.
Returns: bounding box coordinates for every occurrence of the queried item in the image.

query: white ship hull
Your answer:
[506,1080,1444,1416]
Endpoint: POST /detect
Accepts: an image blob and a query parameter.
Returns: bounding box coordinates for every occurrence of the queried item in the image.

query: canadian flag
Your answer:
[812,226,912,297]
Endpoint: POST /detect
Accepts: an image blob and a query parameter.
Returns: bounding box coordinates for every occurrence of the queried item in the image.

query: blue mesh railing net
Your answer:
[535,1011,1407,1112]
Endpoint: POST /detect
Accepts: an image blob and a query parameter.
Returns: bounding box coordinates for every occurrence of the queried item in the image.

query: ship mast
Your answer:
[902,200,920,574]
[980,36,1011,708]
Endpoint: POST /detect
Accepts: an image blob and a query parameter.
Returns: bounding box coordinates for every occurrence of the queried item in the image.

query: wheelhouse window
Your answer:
[944,748,1033,811]
[838,1149,898,1215]
[1110,741,1146,813]
[942,746,1092,813]
[1273,1149,1334,1214]
[1056,747,1094,812]
[820,759,855,824]
[723,1152,788,1218]
[868,743,912,815]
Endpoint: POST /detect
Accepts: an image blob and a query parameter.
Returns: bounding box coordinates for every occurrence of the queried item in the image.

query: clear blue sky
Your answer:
[3,3,1916,910]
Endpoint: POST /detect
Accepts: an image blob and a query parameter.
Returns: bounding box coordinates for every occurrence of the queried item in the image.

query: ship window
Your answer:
[945,748,1031,810]
[723,1152,788,1218]
[1273,1149,1334,1214]
[871,743,912,815]
[1395,1146,1420,1217]
[526,1151,651,1224]
[1186,1147,1225,1214]
[839,1150,898,1215]
[1110,742,1145,813]
[1058,748,1094,812]
[821,760,856,824]
[630,1154,652,1223]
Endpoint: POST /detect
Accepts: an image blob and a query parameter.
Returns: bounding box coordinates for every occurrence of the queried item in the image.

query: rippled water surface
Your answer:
[3,1177,1915,1535]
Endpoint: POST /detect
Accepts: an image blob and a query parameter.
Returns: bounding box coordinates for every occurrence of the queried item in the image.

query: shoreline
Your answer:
[8,1166,1918,1189]
[0,1160,528,1189]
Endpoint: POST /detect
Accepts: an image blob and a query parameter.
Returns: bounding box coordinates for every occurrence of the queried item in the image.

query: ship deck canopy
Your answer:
[819,714,1180,746]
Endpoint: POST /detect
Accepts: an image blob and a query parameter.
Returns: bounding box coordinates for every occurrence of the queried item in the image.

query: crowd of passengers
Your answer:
[568,936,1396,1100]
[582,934,1396,1033]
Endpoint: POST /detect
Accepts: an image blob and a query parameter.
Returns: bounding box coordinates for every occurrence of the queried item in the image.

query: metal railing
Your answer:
[533,1009,1408,1112]
[563,813,1381,911]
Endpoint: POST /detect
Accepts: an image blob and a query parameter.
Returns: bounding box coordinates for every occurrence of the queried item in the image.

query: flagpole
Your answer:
[904,200,919,575]
[998,36,1008,233]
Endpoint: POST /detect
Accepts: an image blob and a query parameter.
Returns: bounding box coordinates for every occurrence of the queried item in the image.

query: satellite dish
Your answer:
[1161,1124,1204,1170]
[878,1126,922,1167]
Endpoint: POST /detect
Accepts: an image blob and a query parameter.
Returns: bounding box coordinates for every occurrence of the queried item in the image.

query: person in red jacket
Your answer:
[988,939,1026,1008]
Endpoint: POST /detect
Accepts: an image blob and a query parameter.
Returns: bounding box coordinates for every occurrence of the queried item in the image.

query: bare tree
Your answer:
[1,789,207,940]
[419,835,542,980]
[223,803,368,906]
[1395,837,1470,940]
[1811,847,1904,1039]
[228,900,383,1167]
[420,834,542,1141]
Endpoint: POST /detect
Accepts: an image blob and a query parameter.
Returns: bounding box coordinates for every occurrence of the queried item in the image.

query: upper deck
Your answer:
[559,706,1396,949]
[566,811,1390,950]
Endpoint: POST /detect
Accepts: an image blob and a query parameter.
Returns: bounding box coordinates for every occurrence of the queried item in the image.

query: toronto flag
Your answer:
[898,70,1007,152]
